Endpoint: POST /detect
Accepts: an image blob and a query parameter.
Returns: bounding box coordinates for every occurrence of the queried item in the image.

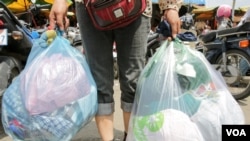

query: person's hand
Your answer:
[49,0,70,31]
[163,9,181,39]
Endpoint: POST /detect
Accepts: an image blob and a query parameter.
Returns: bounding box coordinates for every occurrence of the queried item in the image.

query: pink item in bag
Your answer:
[21,54,91,115]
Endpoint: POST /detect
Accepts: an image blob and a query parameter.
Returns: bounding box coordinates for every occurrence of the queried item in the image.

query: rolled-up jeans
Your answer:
[75,2,150,115]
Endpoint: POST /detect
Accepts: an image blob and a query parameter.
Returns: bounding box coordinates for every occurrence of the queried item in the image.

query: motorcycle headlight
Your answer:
[11,31,23,40]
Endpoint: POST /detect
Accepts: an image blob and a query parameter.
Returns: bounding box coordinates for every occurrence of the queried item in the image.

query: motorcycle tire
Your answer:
[0,56,21,97]
[215,49,250,100]
[146,39,161,64]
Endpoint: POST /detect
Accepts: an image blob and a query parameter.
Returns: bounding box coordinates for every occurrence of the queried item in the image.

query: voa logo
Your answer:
[226,129,247,136]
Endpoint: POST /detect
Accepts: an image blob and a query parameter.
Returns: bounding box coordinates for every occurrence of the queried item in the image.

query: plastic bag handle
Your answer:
[143,38,184,77]
[56,29,65,36]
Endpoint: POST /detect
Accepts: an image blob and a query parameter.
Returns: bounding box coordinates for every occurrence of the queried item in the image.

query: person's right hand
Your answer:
[49,0,70,31]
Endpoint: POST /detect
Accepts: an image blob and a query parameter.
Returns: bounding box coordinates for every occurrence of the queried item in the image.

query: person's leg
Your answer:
[75,2,116,141]
[122,112,130,140]
[95,114,114,141]
[115,15,150,139]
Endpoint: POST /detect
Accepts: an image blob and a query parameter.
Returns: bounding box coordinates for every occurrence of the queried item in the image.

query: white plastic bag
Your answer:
[127,39,245,141]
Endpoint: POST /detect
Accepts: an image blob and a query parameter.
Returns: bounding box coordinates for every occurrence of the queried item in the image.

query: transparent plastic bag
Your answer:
[127,39,245,141]
[1,31,98,141]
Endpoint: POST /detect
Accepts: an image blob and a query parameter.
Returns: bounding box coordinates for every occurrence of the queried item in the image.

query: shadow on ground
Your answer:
[72,121,124,141]
[0,121,124,141]
[0,122,7,140]
[238,99,248,106]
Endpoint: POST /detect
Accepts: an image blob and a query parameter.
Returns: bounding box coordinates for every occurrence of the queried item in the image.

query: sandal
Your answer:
[123,132,127,141]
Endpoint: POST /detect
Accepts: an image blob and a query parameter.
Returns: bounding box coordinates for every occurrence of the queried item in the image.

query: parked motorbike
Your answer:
[146,32,161,63]
[196,20,250,100]
[0,1,37,96]
[66,26,83,53]
[16,3,51,29]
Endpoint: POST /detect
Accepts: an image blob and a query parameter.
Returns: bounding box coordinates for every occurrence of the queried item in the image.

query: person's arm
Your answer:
[49,0,72,30]
[158,0,183,38]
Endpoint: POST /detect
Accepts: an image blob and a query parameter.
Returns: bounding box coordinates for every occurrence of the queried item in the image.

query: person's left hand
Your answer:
[163,9,181,39]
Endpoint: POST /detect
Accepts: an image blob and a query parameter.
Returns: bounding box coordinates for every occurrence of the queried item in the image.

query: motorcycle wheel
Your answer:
[146,40,161,64]
[0,56,20,119]
[215,49,250,100]
[0,56,21,97]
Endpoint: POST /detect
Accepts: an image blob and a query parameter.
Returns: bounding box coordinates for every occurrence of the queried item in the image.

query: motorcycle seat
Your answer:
[200,21,250,43]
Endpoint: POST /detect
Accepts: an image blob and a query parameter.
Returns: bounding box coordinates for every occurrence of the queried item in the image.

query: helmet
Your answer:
[216,4,232,18]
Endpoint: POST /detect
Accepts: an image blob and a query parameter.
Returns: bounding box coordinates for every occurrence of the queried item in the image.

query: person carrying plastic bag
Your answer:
[1,30,98,141]
[126,39,245,141]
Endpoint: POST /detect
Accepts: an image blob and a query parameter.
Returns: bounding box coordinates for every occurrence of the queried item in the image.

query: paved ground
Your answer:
[0,80,250,141]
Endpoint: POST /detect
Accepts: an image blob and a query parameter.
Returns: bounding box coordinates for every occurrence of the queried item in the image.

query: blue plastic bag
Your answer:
[1,30,98,141]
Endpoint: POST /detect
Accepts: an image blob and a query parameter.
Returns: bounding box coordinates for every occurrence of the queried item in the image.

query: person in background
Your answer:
[48,0,182,141]
[202,24,211,35]
[238,8,250,26]
[216,4,233,30]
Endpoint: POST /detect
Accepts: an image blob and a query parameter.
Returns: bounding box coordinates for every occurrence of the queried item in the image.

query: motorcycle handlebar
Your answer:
[29,4,51,11]
[0,1,23,27]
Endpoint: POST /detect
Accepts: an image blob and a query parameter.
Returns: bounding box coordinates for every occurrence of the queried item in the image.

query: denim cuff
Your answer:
[121,101,133,113]
[96,103,115,116]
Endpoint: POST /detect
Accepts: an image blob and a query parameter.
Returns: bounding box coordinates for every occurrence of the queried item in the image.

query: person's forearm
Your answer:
[53,0,72,6]
[159,0,183,12]
[66,0,73,5]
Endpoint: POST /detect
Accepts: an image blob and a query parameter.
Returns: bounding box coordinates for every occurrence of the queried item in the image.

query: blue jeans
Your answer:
[75,2,150,115]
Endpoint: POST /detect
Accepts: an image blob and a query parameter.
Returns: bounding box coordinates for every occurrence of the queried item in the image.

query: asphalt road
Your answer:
[0,80,250,141]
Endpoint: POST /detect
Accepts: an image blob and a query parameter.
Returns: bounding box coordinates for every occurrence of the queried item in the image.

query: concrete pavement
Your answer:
[0,80,250,141]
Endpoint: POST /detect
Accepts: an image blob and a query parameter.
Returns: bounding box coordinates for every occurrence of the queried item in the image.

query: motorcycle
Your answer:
[196,20,250,100]
[0,1,37,96]
[146,31,161,63]
[66,26,83,53]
